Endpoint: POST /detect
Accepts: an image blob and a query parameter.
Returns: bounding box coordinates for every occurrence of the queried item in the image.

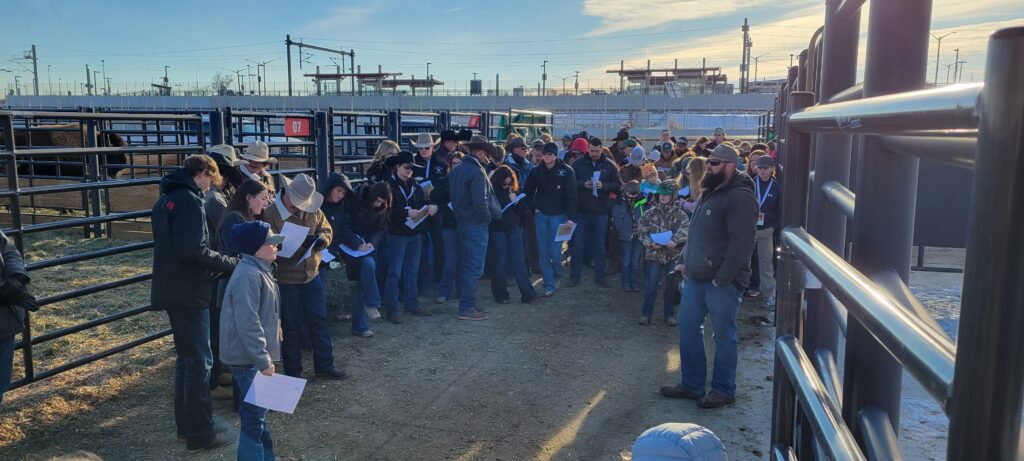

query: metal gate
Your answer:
[767,0,1023,458]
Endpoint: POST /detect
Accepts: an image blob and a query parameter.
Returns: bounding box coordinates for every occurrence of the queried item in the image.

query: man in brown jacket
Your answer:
[262,173,346,379]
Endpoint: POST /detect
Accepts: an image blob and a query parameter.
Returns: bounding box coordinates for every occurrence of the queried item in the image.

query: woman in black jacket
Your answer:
[489,165,538,304]
[429,152,462,304]
[383,152,438,323]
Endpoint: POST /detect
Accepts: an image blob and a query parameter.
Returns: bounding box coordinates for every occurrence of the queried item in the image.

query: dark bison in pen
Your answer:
[0,125,131,178]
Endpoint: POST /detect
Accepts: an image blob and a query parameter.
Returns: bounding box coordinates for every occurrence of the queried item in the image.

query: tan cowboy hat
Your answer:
[411,133,436,149]
[241,140,279,164]
[461,134,497,157]
[206,144,244,166]
[280,173,323,213]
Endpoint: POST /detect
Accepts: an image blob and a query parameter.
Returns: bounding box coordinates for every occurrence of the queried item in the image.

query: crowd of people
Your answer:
[0,125,781,459]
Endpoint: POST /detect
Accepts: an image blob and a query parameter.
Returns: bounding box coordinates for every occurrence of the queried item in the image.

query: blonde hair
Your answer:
[368,140,400,171]
[686,156,707,199]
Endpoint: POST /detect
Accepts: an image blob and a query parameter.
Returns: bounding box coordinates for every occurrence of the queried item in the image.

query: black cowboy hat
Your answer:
[384,151,424,169]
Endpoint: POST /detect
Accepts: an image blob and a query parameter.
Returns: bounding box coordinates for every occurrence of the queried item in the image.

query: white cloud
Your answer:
[581,0,816,36]
[301,4,379,34]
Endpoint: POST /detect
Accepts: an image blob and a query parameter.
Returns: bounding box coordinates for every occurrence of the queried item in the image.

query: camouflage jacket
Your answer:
[638,201,690,264]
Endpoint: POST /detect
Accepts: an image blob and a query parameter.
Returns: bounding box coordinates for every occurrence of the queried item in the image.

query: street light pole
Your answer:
[542,60,547,96]
[47,64,52,95]
[574,70,580,95]
[427,62,431,96]
[754,53,769,82]
[930,31,955,86]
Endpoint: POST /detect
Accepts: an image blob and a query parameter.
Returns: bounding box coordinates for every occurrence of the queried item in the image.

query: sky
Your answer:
[0,0,1020,95]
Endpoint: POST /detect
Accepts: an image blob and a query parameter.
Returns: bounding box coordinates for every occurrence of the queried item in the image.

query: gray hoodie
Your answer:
[219,254,281,371]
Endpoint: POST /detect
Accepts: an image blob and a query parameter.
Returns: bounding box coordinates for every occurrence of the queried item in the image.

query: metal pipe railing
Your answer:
[878,135,975,169]
[777,336,866,461]
[788,83,980,135]
[782,227,956,408]
[814,348,843,407]
[821,181,855,219]
[857,407,904,461]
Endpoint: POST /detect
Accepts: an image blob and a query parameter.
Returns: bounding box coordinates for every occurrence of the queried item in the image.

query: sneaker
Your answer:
[458,311,489,321]
[542,290,555,298]
[638,316,651,325]
[186,429,236,451]
[315,368,350,380]
[353,329,374,338]
[386,311,404,324]
[666,317,678,326]
[366,307,382,320]
[436,296,447,304]
[744,289,761,298]
[335,312,353,322]
[697,391,736,409]
[762,297,777,309]
[210,385,233,401]
[476,305,488,313]
[178,421,230,442]
[659,385,703,400]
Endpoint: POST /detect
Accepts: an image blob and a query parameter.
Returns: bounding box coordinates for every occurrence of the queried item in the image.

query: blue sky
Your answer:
[1,0,1020,94]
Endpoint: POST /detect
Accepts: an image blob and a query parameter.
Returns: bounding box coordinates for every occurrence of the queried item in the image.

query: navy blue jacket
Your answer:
[754,176,782,230]
[449,155,501,226]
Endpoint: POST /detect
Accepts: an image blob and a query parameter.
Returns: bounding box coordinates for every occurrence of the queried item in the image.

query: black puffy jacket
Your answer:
[151,169,238,311]
[0,231,31,338]
[523,160,577,218]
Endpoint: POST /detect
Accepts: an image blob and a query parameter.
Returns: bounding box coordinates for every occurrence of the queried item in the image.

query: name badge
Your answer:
[757,213,765,226]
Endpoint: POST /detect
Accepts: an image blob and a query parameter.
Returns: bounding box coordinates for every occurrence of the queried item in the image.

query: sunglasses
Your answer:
[707,159,730,167]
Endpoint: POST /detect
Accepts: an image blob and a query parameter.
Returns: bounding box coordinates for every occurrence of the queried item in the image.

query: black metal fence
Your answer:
[0,106,551,390]
[767,0,1022,458]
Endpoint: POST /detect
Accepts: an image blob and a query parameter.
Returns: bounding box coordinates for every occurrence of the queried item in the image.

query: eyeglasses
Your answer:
[707,159,730,167]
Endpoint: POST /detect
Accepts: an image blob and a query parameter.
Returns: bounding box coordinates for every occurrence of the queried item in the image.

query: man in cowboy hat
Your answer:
[435,129,472,164]
[261,173,347,380]
[410,132,448,293]
[240,141,278,197]
[449,134,502,320]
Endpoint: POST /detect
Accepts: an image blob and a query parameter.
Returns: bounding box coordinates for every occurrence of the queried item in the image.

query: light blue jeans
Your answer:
[534,212,567,292]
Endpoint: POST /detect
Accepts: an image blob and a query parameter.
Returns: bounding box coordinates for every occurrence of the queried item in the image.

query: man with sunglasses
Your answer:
[661,143,757,410]
[411,134,448,294]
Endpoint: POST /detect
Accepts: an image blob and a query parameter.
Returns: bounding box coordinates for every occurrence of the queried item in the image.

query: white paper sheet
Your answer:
[278,222,310,258]
[320,249,336,263]
[292,244,316,267]
[419,180,434,195]
[591,171,601,197]
[554,222,578,242]
[650,231,673,245]
[243,372,307,414]
[404,205,430,229]
[501,193,527,213]
[340,244,374,258]
[678,186,690,197]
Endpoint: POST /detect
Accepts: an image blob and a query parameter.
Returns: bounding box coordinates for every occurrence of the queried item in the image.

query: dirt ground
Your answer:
[1,271,778,461]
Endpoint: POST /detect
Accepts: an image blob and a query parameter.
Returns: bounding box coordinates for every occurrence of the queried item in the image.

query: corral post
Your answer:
[842,0,932,443]
[84,109,104,238]
[947,26,1024,461]
[439,110,451,132]
[209,109,225,146]
[315,111,330,181]
[770,91,814,452]
[387,110,401,144]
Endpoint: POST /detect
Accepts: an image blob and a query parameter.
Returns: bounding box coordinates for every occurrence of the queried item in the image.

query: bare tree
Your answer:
[211,72,235,96]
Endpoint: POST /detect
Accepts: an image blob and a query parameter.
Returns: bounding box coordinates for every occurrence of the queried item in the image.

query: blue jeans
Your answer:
[437,228,460,299]
[534,213,566,292]
[0,334,15,405]
[457,223,489,314]
[166,309,215,443]
[678,278,742,398]
[349,256,378,334]
[490,228,538,302]
[620,238,643,289]
[571,213,609,283]
[641,260,676,319]
[232,365,275,461]
[384,234,422,314]
[279,275,335,376]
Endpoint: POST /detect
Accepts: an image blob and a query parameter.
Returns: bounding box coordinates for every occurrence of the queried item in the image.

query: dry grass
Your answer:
[0,229,170,448]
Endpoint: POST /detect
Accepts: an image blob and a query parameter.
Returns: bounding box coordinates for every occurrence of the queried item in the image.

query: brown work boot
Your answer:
[697,391,736,409]
[210,385,233,401]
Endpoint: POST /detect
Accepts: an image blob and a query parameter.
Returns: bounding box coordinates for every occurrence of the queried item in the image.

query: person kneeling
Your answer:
[221,221,285,461]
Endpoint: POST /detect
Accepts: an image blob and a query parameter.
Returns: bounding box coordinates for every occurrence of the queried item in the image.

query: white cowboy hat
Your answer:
[241,140,279,164]
[280,173,323,213]
[206,144,244,167]
[411,133,436,149]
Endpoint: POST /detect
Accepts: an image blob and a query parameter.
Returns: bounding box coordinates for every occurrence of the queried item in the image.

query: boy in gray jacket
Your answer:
[220,221,285,461]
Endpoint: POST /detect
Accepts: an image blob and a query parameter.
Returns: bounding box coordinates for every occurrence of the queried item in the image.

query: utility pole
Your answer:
[541,60,547,97]
[85,64,92,95]
[47,64,52,95]
[930,31,955,86]
[101,59,107,95]
[574,70,580,95]
[790,53,794,68]
[956,60,967,82]
[164,65,170,86]
[754,52,769,82]
[427,62,432,96]
[740,18,751,93]
[285,35,353,97]
[22,45,39,95]
[952,48,959,83]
